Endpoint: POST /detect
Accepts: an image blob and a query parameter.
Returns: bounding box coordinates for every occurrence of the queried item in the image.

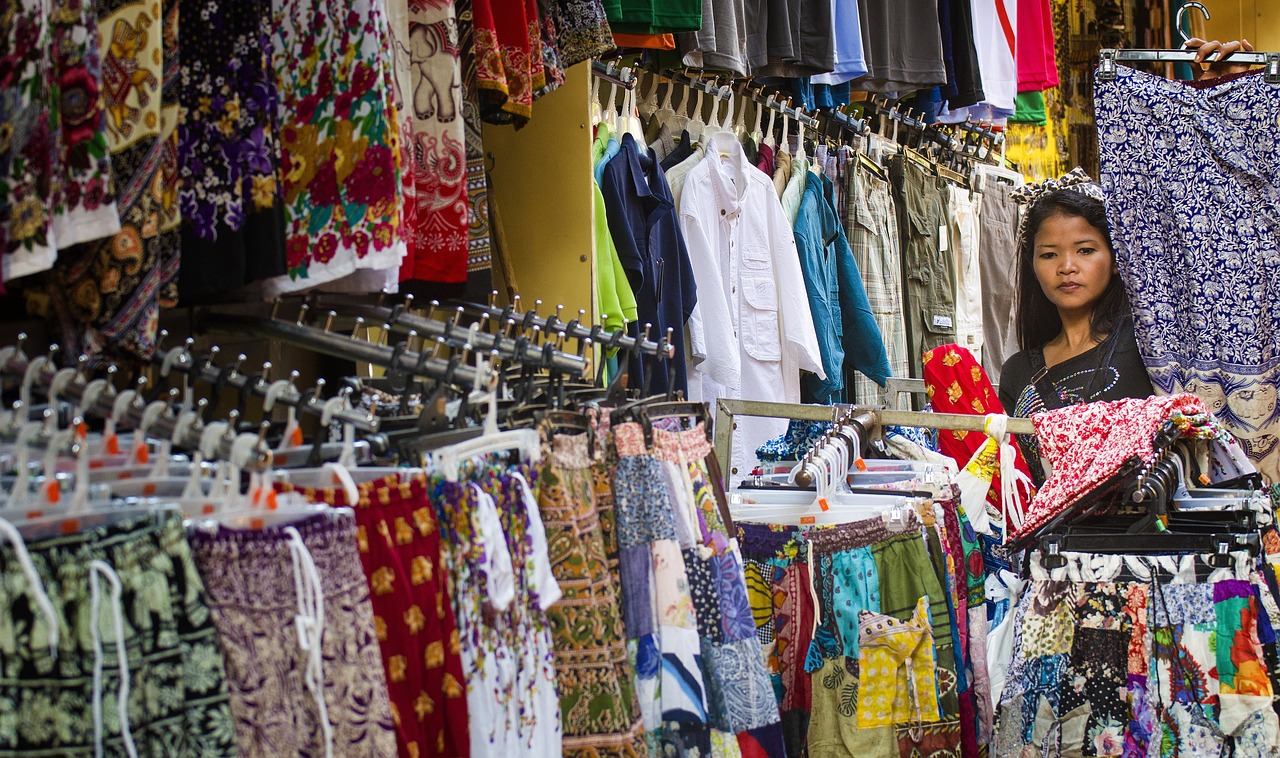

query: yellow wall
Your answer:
[483,66,597,326]
[1196,0,1280,53]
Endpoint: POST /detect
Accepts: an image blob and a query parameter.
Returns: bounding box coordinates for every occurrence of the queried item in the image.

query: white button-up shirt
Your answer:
[679,131,824,480]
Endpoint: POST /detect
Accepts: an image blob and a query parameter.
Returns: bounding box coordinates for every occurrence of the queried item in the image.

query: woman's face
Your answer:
[1032,213,1117,318]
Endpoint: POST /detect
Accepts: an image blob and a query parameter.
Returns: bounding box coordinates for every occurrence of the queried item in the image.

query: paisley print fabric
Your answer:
[550,0,614,67]
[536,436,646,757]
[1094,66,1280,480]
[266,0,406,293]
[0,514,237,756]
[189,513,398,757]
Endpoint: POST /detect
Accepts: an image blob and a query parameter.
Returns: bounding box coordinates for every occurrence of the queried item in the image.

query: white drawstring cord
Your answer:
[984,414,1035,541]
[285,526,333,758]
[89,560,137,758]
[0,517,59,657]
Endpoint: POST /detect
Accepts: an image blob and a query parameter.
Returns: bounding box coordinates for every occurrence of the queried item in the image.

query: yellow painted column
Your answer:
[483,65,597,325]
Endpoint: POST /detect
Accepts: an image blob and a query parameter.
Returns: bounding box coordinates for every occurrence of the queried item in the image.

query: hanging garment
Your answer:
[809,0,866,86]
[1014,0,1056,92]
[279,476,472,758]
[599,133,696,397]
[532,434,648,756]
[679,132,823,480]
[1094,67,1280,480]
[850,0,946,92]
[856,596,943,729]
[846,164,909,404]
[892,153,957,380]
[471,0,545,124]
[390,0,470,290]
[0,513,238,755]
[974,169,1022,386]
[550,0,615,66]
[947,184,984,362]
[675,0,749,74]
[0,0,120,282]
[177,0,287,300]
[437,470,563,757]
[942,0,1016,121]
[939,0,984,110]
[456,0,495,295]
[32,0,179,358]
[188,514,399,757]
[266,0,405,293]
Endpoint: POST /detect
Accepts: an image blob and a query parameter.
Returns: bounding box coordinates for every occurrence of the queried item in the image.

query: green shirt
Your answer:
[592,128,638,332]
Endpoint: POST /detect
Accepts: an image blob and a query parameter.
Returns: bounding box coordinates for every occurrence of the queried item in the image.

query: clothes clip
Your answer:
[883,505,907,532]
[1208,540,1235,569]
[1041,540,1067,570]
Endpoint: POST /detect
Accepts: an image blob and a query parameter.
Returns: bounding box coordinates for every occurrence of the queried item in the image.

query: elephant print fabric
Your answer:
[265,0,407,294]
[388,0,470,287]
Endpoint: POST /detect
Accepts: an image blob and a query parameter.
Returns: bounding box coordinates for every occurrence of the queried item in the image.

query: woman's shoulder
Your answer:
[1000,350,1035,385]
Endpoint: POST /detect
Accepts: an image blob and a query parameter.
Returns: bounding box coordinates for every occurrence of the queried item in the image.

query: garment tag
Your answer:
[938,225,949,252]
[932,314,953,329]
[800,515,817,525]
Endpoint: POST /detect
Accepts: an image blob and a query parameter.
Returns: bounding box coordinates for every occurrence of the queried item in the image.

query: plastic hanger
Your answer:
[590,72,603,126]
[686,80,706,144]
[733,90,748,137]
[433,354,541,482]
[762,95,777,148]
[779,105,792,156]
[639,72,659,122]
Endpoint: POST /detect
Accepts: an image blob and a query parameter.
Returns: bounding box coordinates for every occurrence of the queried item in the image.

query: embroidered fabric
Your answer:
[650,423,713,463]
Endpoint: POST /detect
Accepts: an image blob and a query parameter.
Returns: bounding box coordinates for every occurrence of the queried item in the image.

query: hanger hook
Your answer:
[1176,1,1209,45]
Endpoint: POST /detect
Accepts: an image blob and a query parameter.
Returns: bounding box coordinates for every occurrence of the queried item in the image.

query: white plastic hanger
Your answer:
[590,72,604,127]
[639,72,659,122]
[686,81,706,144]
[779,106,792,156]
[733,93,748,138]
[433,353,541,482]
[761,96,777,149]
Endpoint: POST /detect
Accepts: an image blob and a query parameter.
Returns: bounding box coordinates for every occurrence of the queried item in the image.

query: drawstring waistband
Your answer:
[0,517,59,657]
[89,560,137,758]
[285,527,333,758]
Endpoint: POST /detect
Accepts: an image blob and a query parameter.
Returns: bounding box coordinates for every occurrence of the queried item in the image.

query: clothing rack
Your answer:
[0,351,273,471]
[152,335,382,433]
[713,398,1035,477]
[451,298,674,358]
[590,59,638,90]
[307,295,592,376]
[1098,48,1280,83]
[204,313,500,389]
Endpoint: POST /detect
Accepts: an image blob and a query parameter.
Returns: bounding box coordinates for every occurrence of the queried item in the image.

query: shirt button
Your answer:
[720,209,726,216]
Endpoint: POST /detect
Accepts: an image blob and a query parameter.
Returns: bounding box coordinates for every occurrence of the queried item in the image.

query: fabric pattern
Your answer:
[1094,67,1280,480]
[34,0,180,358]
[0,514,237,757]
[0,0,119,281]
[550,0,614,66]
[846,163,907,404]
[281,476,471,758]
[856,596,942,729]
[438,469,562,757]
[189,513,398,757]
[177,0,287,298]
[536,435,647,757]
[267,0,405,292]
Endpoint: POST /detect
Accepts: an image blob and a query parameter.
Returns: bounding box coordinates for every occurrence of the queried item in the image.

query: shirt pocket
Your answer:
[741,242,771,271]
[920,304,956,341]
[740,272,782,362]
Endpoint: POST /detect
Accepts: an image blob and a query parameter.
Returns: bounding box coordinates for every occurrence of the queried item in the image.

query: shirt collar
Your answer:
[703,131,752,218]
[620,133,672,208]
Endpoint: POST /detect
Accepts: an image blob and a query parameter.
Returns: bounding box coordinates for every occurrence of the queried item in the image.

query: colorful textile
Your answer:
[177,0,287,299]
[1020,394,1211,539]
[35,0,180,358]
[267,0,405,292]
[391,0,470,288]
[856,596,942,729]
[0,514,237,756]
[536,433,647,756]
[189,513,398,757]
[471,0,545,124]
[1095,67,1280,480]
[279,476,471,758]
[0,0,120,282]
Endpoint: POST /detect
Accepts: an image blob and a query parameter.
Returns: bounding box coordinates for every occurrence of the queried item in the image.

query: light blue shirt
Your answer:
[812,0,867,84]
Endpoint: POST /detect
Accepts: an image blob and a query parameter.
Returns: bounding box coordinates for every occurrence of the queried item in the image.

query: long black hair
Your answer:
[1015,189,1132,351]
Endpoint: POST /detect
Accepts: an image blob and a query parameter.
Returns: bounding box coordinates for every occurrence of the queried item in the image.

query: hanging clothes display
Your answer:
[34,0,181,358]
[176,0,287,300]
[265,0,406,294]
[1094,67,1280,481]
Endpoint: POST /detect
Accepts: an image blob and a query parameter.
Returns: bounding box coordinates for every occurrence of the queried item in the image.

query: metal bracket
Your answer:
[1267,52,1280,84]
[1099,48,1118,80]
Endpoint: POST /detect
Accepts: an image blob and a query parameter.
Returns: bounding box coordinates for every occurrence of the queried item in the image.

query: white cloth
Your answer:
[679,131,824,482]
[948,185,984,362]
[985,568,1025,707]
[942,0,1017,122]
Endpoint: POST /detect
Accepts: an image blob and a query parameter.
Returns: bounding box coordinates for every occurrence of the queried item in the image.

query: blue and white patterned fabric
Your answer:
[1094,66,1280,480]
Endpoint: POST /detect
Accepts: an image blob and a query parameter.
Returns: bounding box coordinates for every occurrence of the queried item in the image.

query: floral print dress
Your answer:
[265,0,406,294]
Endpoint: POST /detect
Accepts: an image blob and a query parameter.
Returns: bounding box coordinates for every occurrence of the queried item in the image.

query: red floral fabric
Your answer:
[1018,393,1208,539]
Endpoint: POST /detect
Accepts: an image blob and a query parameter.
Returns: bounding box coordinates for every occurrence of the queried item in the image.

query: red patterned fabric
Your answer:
[472,0,545,123]
[1018,393,1208,539]
[280,476,470,758]
[922,344,1034,518]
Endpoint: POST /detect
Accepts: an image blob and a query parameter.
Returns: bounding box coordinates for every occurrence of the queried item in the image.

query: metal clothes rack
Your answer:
[590,59,638,89]
[1098,48,1280,83]
[451,297,674,359]
[152,335,381,433]
[713,398,1035,476]
[0,352,273,471]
